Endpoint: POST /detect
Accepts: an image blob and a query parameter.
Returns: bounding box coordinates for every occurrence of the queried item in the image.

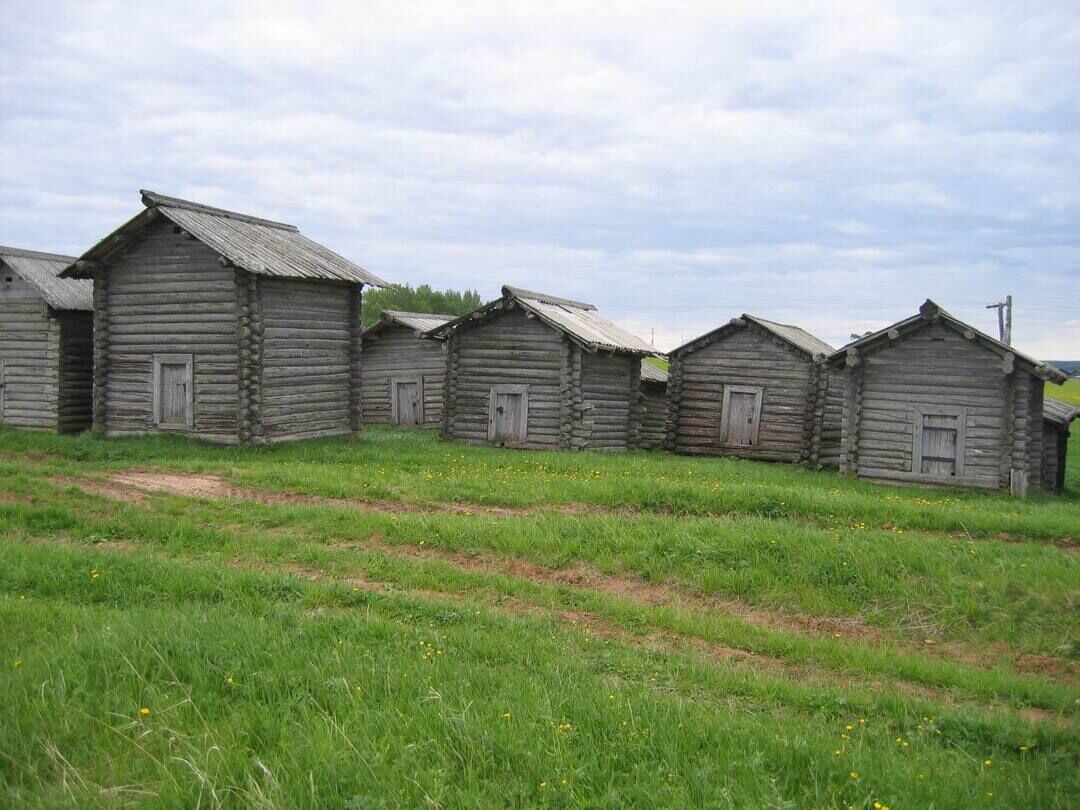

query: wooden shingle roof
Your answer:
[0,245,92,311]
[670,314,834,360]
[362,309,454,339]
[639,360,669,384]
[1044,397,1080,428]
[62,190,388,287]
[429,286,655,355]
[826,299,1068,383]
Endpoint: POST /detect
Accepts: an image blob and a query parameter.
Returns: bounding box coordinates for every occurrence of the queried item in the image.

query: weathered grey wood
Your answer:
[832,315,1059,495]
[82,217,369,445]
[362,321,446,428]
[0,271,92,433]
[668,319,830,463]
[439,300,648,452]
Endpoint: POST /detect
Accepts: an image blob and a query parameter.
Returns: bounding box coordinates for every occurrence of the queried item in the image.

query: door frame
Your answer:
[912,405,967,479]
[152,353,194,430]
[0,359,5,423]
[391,375,424,425]
[719,384,764,447]
[488,384,529,445]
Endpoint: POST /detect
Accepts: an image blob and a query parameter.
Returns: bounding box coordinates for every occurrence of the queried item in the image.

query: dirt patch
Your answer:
[336,537,885,645]
[1013,653,1080,682]
[62,471,609,519]
[49,470,1079,682]
[52,476,150,505]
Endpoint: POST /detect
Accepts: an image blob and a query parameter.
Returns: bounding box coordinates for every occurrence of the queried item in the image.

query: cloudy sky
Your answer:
[2,1,1078,357]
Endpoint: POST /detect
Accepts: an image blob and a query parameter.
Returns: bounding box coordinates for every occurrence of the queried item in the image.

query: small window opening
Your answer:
[4,276,12,283]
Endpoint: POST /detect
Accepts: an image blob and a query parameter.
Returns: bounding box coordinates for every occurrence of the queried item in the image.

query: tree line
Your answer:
[362,284,483,328]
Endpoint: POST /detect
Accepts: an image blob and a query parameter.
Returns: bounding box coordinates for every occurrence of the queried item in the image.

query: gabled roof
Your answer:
[640,359,669,384]
[362,309,454,339]
[1044,397,1080,428]
[826,299,1067,384]
[429,285,655,355]
[0,245,92,311]
[61,190,388,287]
[670,313,834,360]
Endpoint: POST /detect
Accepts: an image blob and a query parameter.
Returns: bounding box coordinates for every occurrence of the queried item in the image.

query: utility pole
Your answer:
[986,295,1012,345]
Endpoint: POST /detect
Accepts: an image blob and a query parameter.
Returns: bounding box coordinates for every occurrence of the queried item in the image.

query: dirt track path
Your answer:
[48,470,1080,686]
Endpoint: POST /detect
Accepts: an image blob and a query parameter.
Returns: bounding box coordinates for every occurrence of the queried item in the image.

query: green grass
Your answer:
[1050,379,1080,408]
[1,425,1078,807]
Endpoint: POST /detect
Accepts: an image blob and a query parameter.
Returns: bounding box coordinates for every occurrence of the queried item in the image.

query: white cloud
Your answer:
[2,0,1078,357]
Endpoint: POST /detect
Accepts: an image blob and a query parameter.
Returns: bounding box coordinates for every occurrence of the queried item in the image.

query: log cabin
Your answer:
[638,359,668,450]
[1042,397,1078,493]
[360,310,453,427]
[827,300,1069,495]
[60,190,388,444]
[431,286,655,451]
[664,315,838,465]
[0,246,94,433]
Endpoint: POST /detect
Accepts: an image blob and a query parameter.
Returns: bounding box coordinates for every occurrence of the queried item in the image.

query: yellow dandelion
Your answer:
[14,660,22,668]
[501,712,512,720]
[983,759,992,767]
[849,771,859,780]
[539,782,547,790]
[139,707,150,717]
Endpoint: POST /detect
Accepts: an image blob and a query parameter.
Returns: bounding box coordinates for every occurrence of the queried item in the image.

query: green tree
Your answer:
[362,284,483,328]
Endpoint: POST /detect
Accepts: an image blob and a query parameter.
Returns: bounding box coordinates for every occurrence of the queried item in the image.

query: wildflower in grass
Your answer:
[139,707,151,717]
[1019,745,1029,752]
[539,782,547,790]
[983,759,992,767]
[849,772,859,780]
[13,660,21,668]
[501,712,512,720]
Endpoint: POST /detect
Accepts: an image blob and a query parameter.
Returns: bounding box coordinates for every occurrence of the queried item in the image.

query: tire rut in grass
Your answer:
[19,533,1071,723]
[55,470,1078,550]
[48,472,1080,683]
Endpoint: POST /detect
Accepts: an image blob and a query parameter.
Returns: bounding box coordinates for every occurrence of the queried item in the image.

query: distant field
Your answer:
[1,426,1077,807]
[1051,378,1080,407]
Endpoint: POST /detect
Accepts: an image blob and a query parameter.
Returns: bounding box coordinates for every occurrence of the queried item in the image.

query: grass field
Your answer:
[1,422,1077,807]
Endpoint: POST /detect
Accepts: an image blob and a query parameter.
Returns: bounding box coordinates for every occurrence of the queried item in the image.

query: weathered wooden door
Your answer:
[159,363,189,425]
[488,385,528,445]
[393,379,422,425]
[720,385,762,446]
[919,414,959,476]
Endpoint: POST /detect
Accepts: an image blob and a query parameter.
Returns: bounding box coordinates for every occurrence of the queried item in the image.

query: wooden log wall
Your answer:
[236,271,263,443]
[669,324,816,462]
[92,270,109,432]
[442,307,564,449]
[817,367,844,468]
[349,285,363,435]
[663,356,684,452]
[0,275,60,430]
[258,276,353,442]
[639,380,667,450]
[846,321,1012,490]
[361,323,446,427]
[102,219,240,440]
[1006,373,1043,494]
[575,351,636,451]
[1041,421,1068,493]
[56,311,93,434]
